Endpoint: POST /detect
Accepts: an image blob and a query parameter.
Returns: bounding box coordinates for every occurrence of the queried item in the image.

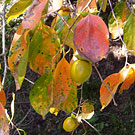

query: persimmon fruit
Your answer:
[63,116,79,132]
[70,60,92,83]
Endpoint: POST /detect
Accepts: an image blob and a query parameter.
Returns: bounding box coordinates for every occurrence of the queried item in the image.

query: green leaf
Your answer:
[98,0,107,12]
[6,0,34,23]
[108,1,130,39]
[29,22,60,75]
[5,0,12,4]
[8,29,29,90]
[18,47,29,87]
[29,71,53,118]
[123,13,135,51]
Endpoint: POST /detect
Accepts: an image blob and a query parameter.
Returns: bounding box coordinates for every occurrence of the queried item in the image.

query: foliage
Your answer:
[1,0,135,134]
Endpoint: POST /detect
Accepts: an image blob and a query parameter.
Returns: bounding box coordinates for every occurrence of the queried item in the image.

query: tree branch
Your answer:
[2,3,7,86]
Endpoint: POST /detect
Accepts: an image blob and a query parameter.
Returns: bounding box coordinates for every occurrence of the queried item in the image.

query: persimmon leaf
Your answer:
[22,0,48,30]
[0,103,9,135]
[6,0,33,23]
[108,1,130,39]
[54,15,82,51]
[98,0,107,12]
[123,13,135,51]
[60,83,77,113]
[119,64,135,94]
[8,30,29,90]
[29,22,60,75]
[48,0,62,14]
[51,58,77,113]
[77,102,94,122]
[100,73,123,111]
[29,71,53,118]
[73,14,109,63]
[5,0,12,4]
[0,89,6,106]
[77,0,97,13]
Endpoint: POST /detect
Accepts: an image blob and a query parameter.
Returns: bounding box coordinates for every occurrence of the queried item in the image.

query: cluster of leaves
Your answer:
[1,0,135,134]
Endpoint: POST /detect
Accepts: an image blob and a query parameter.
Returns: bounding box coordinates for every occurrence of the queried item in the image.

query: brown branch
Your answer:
[93,63,117,106]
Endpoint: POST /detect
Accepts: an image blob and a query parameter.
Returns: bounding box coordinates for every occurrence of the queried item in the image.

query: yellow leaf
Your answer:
[119,64,135,94]
[6,0,33,23]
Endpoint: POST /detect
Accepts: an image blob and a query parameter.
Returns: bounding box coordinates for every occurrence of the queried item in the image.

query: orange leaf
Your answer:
[119,64,135,94]
[100,73,123,111]
[0,103,9,135]
[29,23,60,75]
[0,90,6,106]
[52,58,77,110]
[77,0,97,13]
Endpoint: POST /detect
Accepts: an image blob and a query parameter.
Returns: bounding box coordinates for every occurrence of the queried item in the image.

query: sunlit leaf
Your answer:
[51,58,77,113]
[29,22,60,75]
[100,73,123,111]
[10,93,15,122]
[54,15,82,51]
[77,0,97,13]
[5,0,12,4]
[22,0,48,30]
[29,71,53,118]
[119,64,135,94]
[6,0,33,23]
[73,14,109,63]
[123,13,135,51]
[8,30,29,90]
[0,103,9,135]
[98,0,107,12]
[48,0,63,14]
[77,102,94,122]
[109,1,130,39]
[49,107,59,116]
[60,83,77,113]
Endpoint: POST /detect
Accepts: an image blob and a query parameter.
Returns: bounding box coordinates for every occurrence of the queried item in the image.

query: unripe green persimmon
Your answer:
[70,60,92,83]
[63,116,79,132]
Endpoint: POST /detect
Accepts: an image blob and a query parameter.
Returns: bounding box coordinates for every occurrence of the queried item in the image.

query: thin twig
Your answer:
[55,11,73,33]
[24,77,34,85]
[98,0,105,16]
[2,4,7,86]
[93,64,117,106]
[82,119,101,135]
[0,53,6,57]
[6,66,35,85]
[108,0,128,65]
[16,108,31,126]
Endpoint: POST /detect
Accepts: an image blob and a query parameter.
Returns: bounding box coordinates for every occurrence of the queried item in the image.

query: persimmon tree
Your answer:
[0,0,135,134]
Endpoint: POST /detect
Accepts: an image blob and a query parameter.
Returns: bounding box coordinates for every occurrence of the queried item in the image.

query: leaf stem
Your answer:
[93,63,117,106]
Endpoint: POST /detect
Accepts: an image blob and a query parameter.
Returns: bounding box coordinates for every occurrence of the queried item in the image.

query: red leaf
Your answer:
[22,0,48,30]
[73,14,109,63]
[0,103,9,135]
